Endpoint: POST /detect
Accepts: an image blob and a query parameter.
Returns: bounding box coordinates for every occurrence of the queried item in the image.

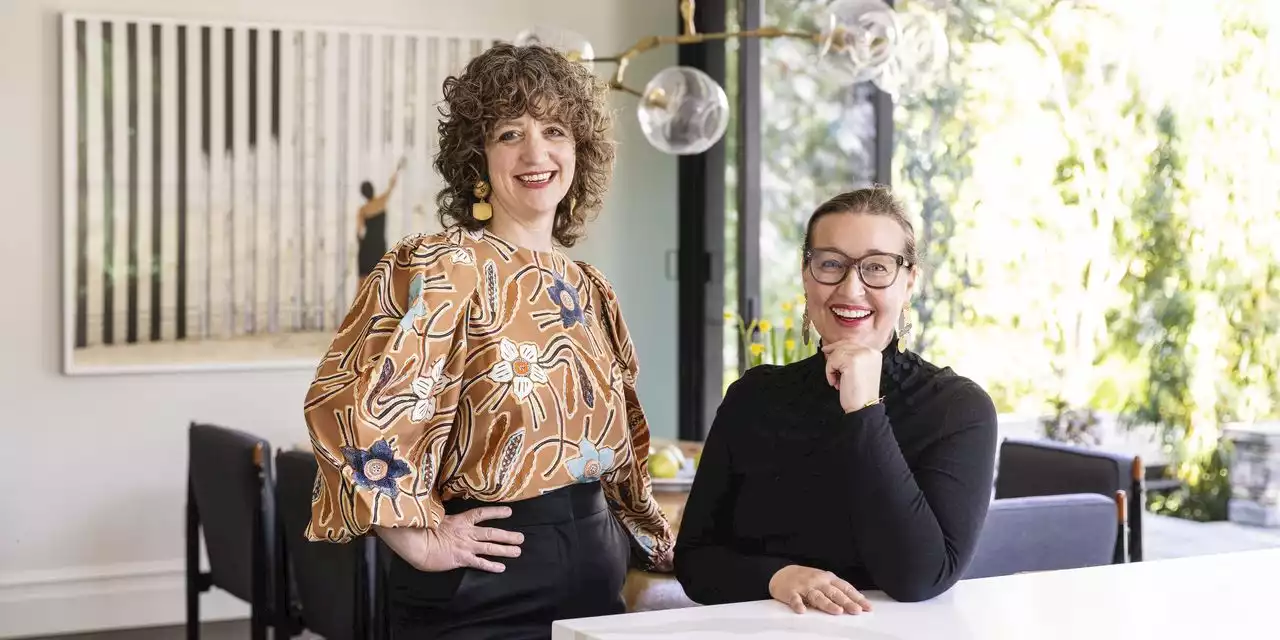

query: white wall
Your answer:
[0,1,677,636]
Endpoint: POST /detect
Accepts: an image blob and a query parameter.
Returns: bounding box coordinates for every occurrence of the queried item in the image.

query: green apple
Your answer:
[661,444,686,464]
[648,449,681,479]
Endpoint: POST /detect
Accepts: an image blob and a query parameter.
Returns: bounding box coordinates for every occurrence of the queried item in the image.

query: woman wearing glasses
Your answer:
[674,187,998,613]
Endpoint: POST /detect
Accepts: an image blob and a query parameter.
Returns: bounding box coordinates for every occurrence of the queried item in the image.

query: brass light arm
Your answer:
[570,0,825,95]
[518,0,925,155]
[607,81,646,99]
[681,0,698,36]
[583,28,822,91]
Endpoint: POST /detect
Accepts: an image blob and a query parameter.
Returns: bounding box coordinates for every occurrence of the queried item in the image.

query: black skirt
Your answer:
[386,482,631,639]
[357,212,387,277]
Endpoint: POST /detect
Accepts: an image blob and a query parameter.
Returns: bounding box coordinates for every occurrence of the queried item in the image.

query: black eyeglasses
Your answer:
[804,248,909,289]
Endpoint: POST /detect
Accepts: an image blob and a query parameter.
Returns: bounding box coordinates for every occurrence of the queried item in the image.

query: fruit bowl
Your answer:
[648,440,701,492]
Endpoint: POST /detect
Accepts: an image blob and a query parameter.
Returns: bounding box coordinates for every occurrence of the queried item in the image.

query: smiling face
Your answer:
[484,113,576,224]
[802,211,917,350]
[435,43,615,247]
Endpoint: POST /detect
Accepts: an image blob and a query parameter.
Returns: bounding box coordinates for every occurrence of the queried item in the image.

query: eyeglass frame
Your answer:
[802,248,911,289]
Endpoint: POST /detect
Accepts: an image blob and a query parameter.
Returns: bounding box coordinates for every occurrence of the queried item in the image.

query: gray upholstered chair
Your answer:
[994,437,1145,562]
[964,493,1120,580]
[275,448,383,640]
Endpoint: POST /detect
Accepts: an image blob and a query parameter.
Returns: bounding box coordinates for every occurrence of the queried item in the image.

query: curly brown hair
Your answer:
[433,43,615,248]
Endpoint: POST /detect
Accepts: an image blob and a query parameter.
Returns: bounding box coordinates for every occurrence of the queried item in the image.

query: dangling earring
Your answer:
[801,309,811,345]
[897,307,913,353]
[471,180,492,221]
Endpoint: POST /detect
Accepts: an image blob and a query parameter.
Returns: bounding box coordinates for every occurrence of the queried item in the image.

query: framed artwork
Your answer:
[60,12,497,374]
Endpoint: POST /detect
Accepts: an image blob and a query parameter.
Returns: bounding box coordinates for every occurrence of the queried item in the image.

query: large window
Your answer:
[888,0,1280,428]
[888,0,1280,520]
[684,1,1280,496]
[689,0,1280,520]
[722,0,882,390]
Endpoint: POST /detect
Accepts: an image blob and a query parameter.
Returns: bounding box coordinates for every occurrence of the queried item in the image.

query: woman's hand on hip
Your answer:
[376,506,524,573]
[821,340,883,413]
[769,565,872,615]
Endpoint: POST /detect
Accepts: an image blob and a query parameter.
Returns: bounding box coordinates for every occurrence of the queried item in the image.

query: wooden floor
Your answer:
[32,621,321,640]
[33,621,247,640]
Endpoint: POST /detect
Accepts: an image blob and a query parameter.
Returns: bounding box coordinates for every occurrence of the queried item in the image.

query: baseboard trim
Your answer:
[0,561,249,639]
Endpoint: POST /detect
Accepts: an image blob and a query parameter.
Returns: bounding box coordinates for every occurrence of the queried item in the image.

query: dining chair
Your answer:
[185,422,282,640]
[275,448,384,640]
[964,493,1122,580]
[994,437,1145,562]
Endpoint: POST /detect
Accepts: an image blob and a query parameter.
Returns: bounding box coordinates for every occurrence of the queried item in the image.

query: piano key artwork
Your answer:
[60,13,496,374]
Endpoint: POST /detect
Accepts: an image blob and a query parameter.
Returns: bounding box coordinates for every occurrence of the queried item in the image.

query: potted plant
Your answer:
[726,295,819,373]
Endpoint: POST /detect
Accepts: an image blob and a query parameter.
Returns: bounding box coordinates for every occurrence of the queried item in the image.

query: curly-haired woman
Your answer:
[302,44,674,638]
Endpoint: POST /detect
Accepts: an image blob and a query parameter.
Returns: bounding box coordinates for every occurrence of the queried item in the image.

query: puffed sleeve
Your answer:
[304,234,478,542]
[578,263,676,572]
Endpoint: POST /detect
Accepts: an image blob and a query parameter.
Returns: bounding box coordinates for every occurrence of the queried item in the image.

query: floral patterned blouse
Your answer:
[303,227,674,570]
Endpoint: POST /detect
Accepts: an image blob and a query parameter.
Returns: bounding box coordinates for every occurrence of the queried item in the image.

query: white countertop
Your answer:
[553,549,1278,639]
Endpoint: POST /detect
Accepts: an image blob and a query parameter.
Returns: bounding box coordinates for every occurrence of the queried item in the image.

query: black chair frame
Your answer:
[185,422,294,640]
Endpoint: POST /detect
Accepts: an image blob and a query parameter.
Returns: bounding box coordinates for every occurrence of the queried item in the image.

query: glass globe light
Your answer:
[637,66,730,155]
[873,8,948,100]
[900,10,949,84]
[514,26,595,70]
[871,55,903,101]
[816,0,899,85]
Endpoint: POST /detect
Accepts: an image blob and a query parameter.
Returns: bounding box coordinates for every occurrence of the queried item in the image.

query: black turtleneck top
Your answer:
[673,343,998,604]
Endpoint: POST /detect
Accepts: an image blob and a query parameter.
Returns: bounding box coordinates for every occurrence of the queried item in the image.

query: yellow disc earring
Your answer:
[471,180,492,221]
